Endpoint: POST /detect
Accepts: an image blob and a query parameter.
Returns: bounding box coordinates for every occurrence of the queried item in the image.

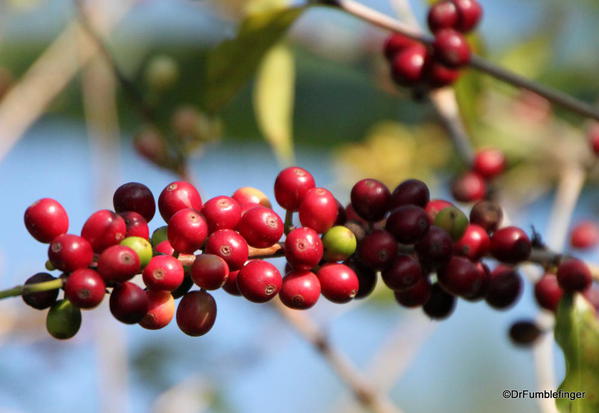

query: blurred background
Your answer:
[0,0,599,412]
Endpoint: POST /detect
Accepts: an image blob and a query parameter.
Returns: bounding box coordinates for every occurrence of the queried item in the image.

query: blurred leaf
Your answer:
[453,33,485,134]
[203,6,307,113]
[555,294,599,412]
[253,43,295,165]
[496,35,551,79]
[246,0,288,15]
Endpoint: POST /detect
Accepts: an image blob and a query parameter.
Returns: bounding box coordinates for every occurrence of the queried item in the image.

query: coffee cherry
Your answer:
[222,270,241,295]
[454,224,490,260]
[452,0,483,33]
[394,277,431,307]
[151,226,168,246]
[81,210,126,253]
[350,178,391,222]
[237,206,284,248]
[323,226,357,262]
[344,220,367,243]
[232,187,271,208]
[109,282,149,324]
[176,290,217,336]
[469,200,502,233]
[451,172,486,203]
[427,0,458,33]
[334,200,347,226]
[490,226,531,264]
[415,226,453,266]
[118,211,150,239]
[167,208,208,254]
[557,258,591,292]
[425,62,461,88]
[350,262,378,299]
[386,205,430,244]
[155,240,175,256]
[390,44,429,86]
[64,269,105,309]
[205,229,249,270]
[534,274,563,312]
[143,255,185,291]
[274,167,316,211]
[465,261,490,301]
[485,265,523,309]
[24,198,69,243]
[285,227,323,270]
[425,199,454,222]
[423,283,456,320]
[139,290,175,330]
[358,229,398,270]
[434,205,468,241]
[120,236,153,267]
[437,256,484,298]
[383,33,419,61]
[191,254,229,290]
[509,320,542,347]
[570,221,599,250]
[113,182,156,223]
[171,272,194,299]
[299,187,338,233]
[202,196,242,232]
[345,204,369,225]
[22,273,59,309]
[473,149,506,179]
[158,181,203,222]
[391,179,430,209]
[237,260,282,303]
[382,254,423,291]
[279,270,321,309]
[433,29,470,67]
[317,263,359,304]
[97,245,140,283]
[46,299,82,340]
[48,234,94,272]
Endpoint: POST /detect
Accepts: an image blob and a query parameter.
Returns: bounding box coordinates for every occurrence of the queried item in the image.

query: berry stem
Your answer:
[284,210,294,235]
[0,278,64,299]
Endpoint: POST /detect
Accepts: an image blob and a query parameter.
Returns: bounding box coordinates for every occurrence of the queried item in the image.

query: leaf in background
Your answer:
[203,6,306,113]
[253,43,295,165]
[554,293,599,412]
[496,35,551,79]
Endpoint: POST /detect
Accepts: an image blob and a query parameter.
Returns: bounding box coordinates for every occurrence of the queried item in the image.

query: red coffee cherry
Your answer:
[118,211,150,239]
[191,253,229,290]
[391,179,430,209]
[509,320,542,347]
[469,200,502,233]
[383,33,419,61]
[451,0,483,33]
[437,256,484,298]
[382,254,424,291]
[113,182,156,223]
[485,265,523,309]
[202,196,242,233]
[490,226,531,264]
[298,187,338,233]
[158,181,203,222]
[139,290,175,330]
[48,234,94,272]
[176,290,217,336]
[279,270,321,309]
[274,166,316,211]
[222,270,241,296]
[22,273,59,309]
[334,199,347,226]
[451,172,486,203]
[534,273,563,312]
[205,229,249,270]
[424,199,454,222]
[97,245,141,283]
[415,226,453,267]
[466,261,490,302]
[433,28,471,68]
[167,208,208,254]
[394,277,431,307]
[143,255,185,291]
[427,0,458,33]
[237,206,284,248]
[386,205,430,244]
[110,282,149,324]
[317,263,359,304]
[454,224,490,260]
[237,260,282,303]
[232,187,271,208]
[570,221,599,250]
[425,62,461,88]
[285,227,324,270]
[423,283,456,320]
[390,44,429,86]
[155,240,175,256]
[350,178,391,222]
[81,210,126,253]
[64,269,106,309]
[24,198,69,243]
[357,229,397,270]
[557,258,592,292]
[472,148,506,179]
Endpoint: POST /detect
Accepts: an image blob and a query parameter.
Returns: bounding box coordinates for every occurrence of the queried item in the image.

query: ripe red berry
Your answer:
[97,245,141,282]
[557,258,592,292]
[423,283,456,320]
[427,0,458,33]
[391,179,430,209]
[158,181,203,222]
[394,277,431,307]
[485,265,523,309]
[237,206,284,248]
[350,178,391,222]
[222,269,241,295]
[534,274,563,312]
[490,226,531,264]
[386,205,430,244]
[472,148,506,179]
[232,187,271,208]
[118,211,150,239]
[570,221,599,250]
[425,199,454,222]
[191,253,229,290]
[451,172,486,203]
[237,260,282,303]
[202,196,242,232]
[205,229,249,270]
[24,198,69,243]
[465,261,490,301]
[383,33,419,61]
[143,255,184,291]
[298,187,338,233]
[139,290,175,330]
[454,224,490,260]
[22,273,59,309]
[437,256,484,298]
[415,226,453,267]
[451,0,483,33]
[81,210,126,253]
[390,44,429,86]
[110,282,149,324]
[317,263,359,304]
[155,240,175,256]
[433,28,470,68]
[279,270,321,309]
[469,200,502,233]
[274,167,316,211]
[48,234,94,272]
[509,320,542,347]
[113,182,156,222]
[167,208,208,254]
[425,62,461,88]
[357,230,397,270]
[382,254,424,291]
[64,269,106,309]
[176,290,217,336]
[285,227,323,270]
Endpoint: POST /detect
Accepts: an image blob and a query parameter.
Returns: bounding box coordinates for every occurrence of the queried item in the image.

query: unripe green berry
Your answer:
[145,55,179,91]
[45,260,56,271]
[434,206,468,241]
[46,299,82,340]
[151,226,168,247]
[323,225,357,262]
[120,236,153,267]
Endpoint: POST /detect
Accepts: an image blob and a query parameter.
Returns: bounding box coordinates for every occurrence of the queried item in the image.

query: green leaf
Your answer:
[496,35,551,79]
[555,293,599,412]
[203,6,306,113]
[253,43,295,165]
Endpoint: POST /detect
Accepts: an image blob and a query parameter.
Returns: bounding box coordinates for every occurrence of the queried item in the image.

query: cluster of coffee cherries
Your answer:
[383,0,482,91]
[451,148,506,203]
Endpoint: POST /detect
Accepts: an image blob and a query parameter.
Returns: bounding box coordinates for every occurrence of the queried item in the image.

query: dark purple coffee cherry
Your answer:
[390,179,430,208]
[382,254,424,291]
[415,226,453,267]
[485,265,523,310]
[22,272,59,310]
[350,178,391,222]
[423,283,456,320]
[394,277,431,308]
[469,200,503,233]
[437,256,485,298]
[386,205,430,244]
[509,320,542,347]
[358,230,398,270]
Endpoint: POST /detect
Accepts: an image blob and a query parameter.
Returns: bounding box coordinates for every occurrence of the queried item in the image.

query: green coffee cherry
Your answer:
[323,226,357,262]
[46,299,82,340]
[151,226,168,247]
[44,260,56,271]
[434,206,468,241]
[145,55,179,91]
[120,236,153,267]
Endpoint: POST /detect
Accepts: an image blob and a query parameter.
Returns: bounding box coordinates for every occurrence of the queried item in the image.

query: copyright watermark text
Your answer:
[502,390,585,401]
